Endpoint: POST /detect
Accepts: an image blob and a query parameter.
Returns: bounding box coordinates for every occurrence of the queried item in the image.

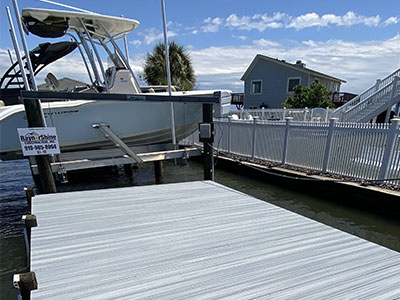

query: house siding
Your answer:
[244,59,309,109]
[310,75,340,93]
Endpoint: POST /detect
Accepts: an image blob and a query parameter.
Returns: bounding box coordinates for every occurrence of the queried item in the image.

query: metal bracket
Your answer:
[93,123,143,163]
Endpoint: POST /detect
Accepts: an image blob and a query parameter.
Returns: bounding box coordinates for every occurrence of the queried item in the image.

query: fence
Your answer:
[230,107,335,122]
[182,117,400,186]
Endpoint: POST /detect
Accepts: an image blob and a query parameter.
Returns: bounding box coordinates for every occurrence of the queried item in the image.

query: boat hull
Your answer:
[0,100,201,160]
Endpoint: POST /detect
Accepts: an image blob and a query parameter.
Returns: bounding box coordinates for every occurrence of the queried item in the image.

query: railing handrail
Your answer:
[333,67,400,116]
[336,80,394,118]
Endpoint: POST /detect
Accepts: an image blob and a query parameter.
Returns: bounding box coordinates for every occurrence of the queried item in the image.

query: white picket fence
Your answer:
[182,118,400,186]
[231,107,335,122]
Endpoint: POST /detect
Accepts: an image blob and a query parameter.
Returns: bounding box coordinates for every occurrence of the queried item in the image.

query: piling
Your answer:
[154,161,164,184]
[202,103,214,180]
[23,98,56,193]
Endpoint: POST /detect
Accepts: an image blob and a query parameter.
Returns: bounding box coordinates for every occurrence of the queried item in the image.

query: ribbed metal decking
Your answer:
[30,181,400,299]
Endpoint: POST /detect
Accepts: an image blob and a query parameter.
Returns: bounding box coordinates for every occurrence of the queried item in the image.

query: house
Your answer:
[241,54,346,109]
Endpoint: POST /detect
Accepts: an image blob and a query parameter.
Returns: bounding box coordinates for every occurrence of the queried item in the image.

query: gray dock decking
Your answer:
[30,181,400,299]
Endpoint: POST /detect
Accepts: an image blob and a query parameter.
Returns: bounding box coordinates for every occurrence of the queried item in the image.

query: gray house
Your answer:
[241,54,346,108]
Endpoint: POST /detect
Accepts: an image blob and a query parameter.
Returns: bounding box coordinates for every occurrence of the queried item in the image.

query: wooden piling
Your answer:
[123,164,133,177]
[24,187,34,214]
[23,98,56,194]
[13,272,38,300]
[154,161,164,184]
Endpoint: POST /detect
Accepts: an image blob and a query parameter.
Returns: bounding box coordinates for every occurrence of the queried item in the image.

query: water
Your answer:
[1,159,399,299]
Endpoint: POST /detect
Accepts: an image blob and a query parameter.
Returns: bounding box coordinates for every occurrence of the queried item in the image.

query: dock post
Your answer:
[13,272,38,300]
[24,187,35,214]
[154,161,164,184]
[202,103,214,180]
[22,214,37,271]
[123,164,133,177]
[23,98,56,194]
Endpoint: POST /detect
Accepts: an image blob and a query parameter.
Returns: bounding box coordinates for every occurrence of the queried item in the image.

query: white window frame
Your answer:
[287,77,301,93]
[251,80,262,95]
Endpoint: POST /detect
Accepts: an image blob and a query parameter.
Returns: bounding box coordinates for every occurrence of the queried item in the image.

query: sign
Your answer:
[17,127,60,156]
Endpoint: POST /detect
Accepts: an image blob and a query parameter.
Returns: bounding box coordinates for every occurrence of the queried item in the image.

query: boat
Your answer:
[0,7,231,160]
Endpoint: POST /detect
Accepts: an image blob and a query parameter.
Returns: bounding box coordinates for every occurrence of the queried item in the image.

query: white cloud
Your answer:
[130,40,142,46]
[382,16,399,27]
[232,35,247,41]
[213,11,392,32]
[281,11,381,30]
[225,13,286,31]
[252,39,281,48]
[138,28,177,45]
[201,17,223,33]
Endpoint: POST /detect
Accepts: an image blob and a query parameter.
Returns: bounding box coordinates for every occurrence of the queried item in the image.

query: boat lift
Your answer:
[20,90,218,186]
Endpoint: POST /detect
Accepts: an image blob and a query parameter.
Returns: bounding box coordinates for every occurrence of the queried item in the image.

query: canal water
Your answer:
[1,159,400,299]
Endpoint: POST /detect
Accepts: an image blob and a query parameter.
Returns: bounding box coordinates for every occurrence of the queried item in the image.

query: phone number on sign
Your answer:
[24,144,58,151]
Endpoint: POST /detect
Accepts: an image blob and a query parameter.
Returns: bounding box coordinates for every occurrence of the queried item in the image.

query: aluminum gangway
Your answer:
[333,68,400,122]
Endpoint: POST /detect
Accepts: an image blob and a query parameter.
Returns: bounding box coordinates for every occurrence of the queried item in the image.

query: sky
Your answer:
[0,0,399,93]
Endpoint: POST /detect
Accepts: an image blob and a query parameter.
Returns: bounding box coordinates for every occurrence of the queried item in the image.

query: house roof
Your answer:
[240,54,346,83]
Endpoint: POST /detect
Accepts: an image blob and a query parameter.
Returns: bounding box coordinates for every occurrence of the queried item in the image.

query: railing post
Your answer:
[304,107,308,121]
[375,79,382,92]
[395,102,400,117]
[283,107,287,119]
[251,117,259,159]
[261,107,265,120]
[325,107,329,123]
[378,117,400,183]
[322,118,338,173]
[385,76,399,123]
[227,116,232,154]
[282,117,293,164]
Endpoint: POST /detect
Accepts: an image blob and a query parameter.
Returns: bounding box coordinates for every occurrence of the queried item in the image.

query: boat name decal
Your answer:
[127,95,146,101]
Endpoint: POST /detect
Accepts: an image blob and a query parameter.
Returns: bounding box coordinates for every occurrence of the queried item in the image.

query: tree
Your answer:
[282,82,335,108]
[143,41,195,91]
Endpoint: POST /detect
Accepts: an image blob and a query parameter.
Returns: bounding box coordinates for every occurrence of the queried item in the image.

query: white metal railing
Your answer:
[181,118,400,186]
[333,68,400,122]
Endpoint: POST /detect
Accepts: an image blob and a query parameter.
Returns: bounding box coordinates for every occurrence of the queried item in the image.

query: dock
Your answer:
[25,181,400,299]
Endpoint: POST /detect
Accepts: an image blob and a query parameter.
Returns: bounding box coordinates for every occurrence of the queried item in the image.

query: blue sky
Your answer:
[1,0,400,93]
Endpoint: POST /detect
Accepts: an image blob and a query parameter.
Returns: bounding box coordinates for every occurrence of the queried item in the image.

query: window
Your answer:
[251,80,262,95]
[287,77,301,92]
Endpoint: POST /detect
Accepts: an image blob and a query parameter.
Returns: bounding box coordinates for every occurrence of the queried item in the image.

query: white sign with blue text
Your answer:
[17,127,60,156]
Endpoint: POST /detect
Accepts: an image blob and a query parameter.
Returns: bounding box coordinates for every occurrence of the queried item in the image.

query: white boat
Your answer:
[0,8,231,160]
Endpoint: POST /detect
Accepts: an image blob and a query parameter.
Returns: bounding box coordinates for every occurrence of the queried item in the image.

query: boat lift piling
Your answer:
[7,4,56,194]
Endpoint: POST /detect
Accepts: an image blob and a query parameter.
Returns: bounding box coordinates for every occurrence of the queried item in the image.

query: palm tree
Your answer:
[143,41,195,91]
